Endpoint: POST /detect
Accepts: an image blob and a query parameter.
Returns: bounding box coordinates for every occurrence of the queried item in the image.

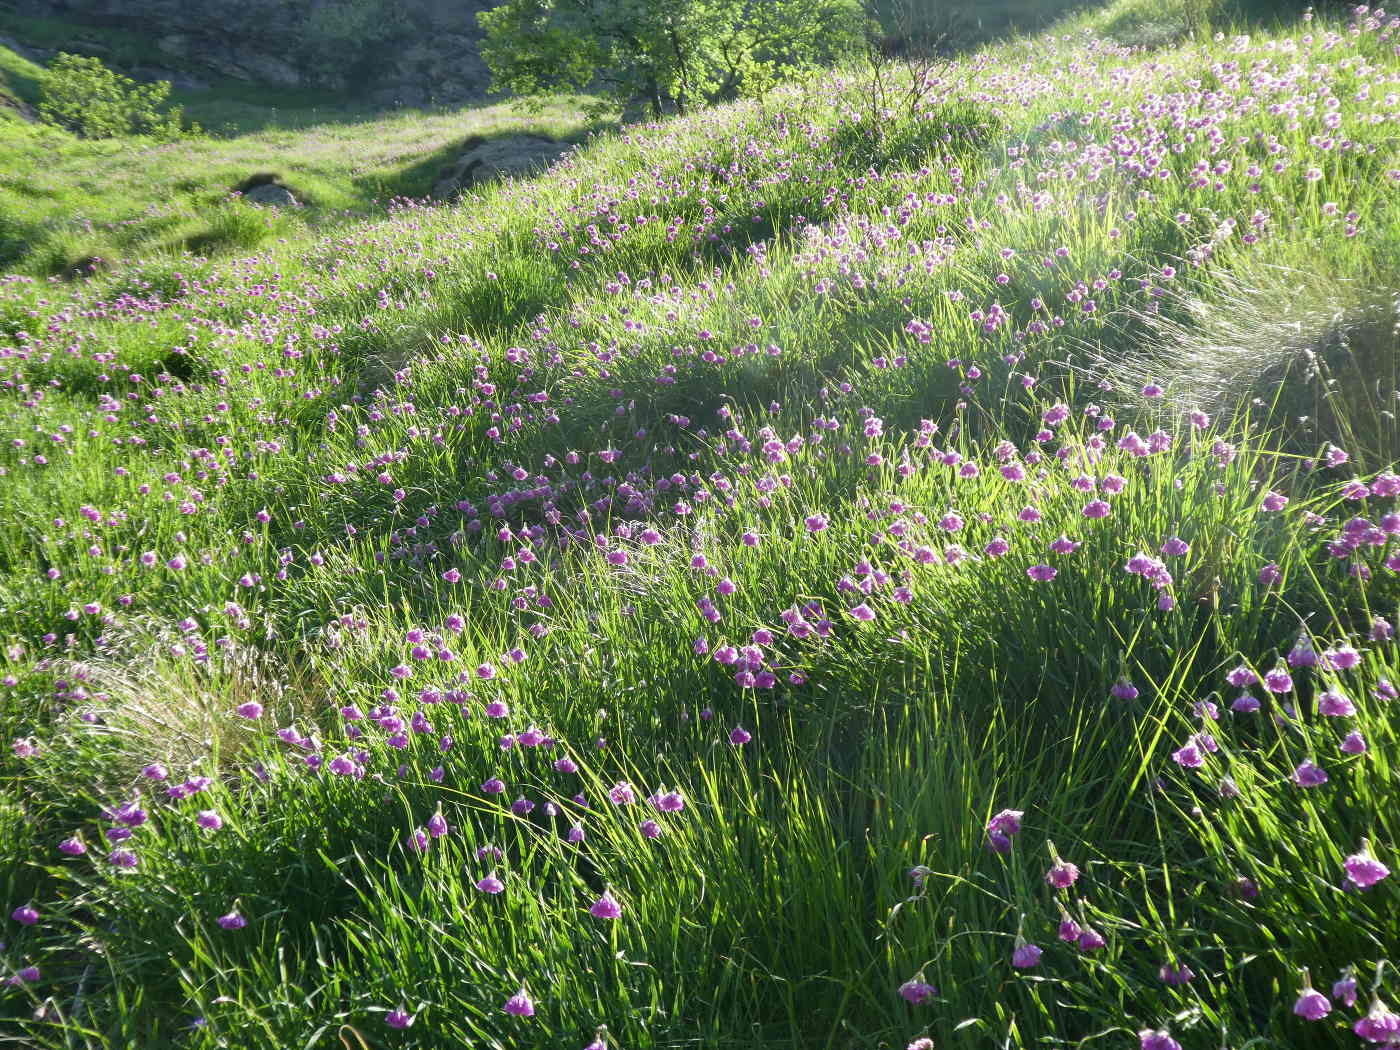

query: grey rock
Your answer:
[243,182,298,207]
[431,134,563,200]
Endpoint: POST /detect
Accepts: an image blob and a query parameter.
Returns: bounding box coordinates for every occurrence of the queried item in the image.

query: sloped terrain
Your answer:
[1,2,1399,1048]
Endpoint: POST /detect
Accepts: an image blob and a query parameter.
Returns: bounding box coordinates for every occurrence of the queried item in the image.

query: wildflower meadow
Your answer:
[1,1,1398,1047]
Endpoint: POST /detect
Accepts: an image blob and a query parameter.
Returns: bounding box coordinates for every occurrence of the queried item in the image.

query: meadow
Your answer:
[1,0,1399,1047]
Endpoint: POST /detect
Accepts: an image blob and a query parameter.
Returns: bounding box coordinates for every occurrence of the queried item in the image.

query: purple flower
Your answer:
[385,1008,415,1029]
[1110,679,1139,700]
[1011,942,1042,968]
[476,872,505,894]
[1292,761,1328,787]
[1344,843,1390,889]
[1323,644,1360,671]
[1264,667,1293,694]
[1045,861,1079,889]
[503,988,535,1017]
[729,726,752,746]
[986,809,1023,840]
[108,848,137,868]
[1027,564,1057,582]
[216,910,247,931]
[1318,689,1355,717]
[1333,970,1359,1007]
[899,977,937,1004]
[1171,741,1204,769]
[1354,999,1400,1043]
[1225,665,1258,687]
[588,891,622,919]
[1342,730,1368,755]
[1076,925,1106,951]
[1139,1029,1182,1050]
[196,810,223,830]
[1294,987,1331,1020]
[1159,962,1194,985]
[651,789,685,812]
[10,904,38,926]
[235,701,263,719]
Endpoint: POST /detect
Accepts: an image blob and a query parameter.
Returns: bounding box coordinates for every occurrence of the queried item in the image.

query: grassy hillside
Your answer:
[0,60,589,275]
[1,0,1398,1048]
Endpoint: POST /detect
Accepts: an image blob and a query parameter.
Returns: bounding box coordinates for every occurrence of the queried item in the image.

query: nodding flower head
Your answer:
[1011,941,1042,969]
[216,909,247,931]
[985,809,1022,853]
[503,988,535,1017]
[1294,976,1331,1021]
[588,890,623,919]
[1344,841,1390,890]
[1353,999,1400,1043]
[1138,1029,1182,1050]
[898,976,937,1004]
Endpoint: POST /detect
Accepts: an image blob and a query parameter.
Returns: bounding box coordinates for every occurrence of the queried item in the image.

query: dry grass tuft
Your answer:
[1094,266,1400,466]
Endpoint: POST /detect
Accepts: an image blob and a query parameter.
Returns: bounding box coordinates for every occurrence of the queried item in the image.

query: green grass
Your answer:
[0,32,593,276]
[0,0,1398,1046]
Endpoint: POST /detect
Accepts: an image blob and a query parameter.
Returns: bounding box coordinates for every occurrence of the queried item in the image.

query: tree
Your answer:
[477,0,869,119]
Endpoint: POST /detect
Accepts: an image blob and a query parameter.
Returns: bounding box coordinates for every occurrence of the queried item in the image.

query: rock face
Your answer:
[10,0,499,104]
[431,134,564,199]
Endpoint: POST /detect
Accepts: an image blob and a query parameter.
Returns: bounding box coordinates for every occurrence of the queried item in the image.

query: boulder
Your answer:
[235,175,300,207]
[431,134,562,200]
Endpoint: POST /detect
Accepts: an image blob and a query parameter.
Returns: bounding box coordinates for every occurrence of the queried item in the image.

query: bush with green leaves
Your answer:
[37,53,186,139]
[478,0,869,117]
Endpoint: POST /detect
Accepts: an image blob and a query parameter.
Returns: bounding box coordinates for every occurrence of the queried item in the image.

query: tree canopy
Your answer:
[478,0,869,118]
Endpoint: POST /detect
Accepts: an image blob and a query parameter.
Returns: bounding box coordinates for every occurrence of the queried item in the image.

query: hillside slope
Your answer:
[1,1,1398,1048]
[0,37,588,274]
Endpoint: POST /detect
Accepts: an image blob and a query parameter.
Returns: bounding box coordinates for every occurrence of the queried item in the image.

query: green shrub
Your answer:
[37,52,186,139]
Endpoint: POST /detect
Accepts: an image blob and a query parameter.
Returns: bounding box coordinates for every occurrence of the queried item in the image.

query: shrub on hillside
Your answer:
[37,53,187,139]
[478,0,868,118]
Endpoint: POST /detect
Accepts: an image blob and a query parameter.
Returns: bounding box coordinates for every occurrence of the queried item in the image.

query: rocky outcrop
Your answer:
[9,0,499,104]
[431,134,565,199]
